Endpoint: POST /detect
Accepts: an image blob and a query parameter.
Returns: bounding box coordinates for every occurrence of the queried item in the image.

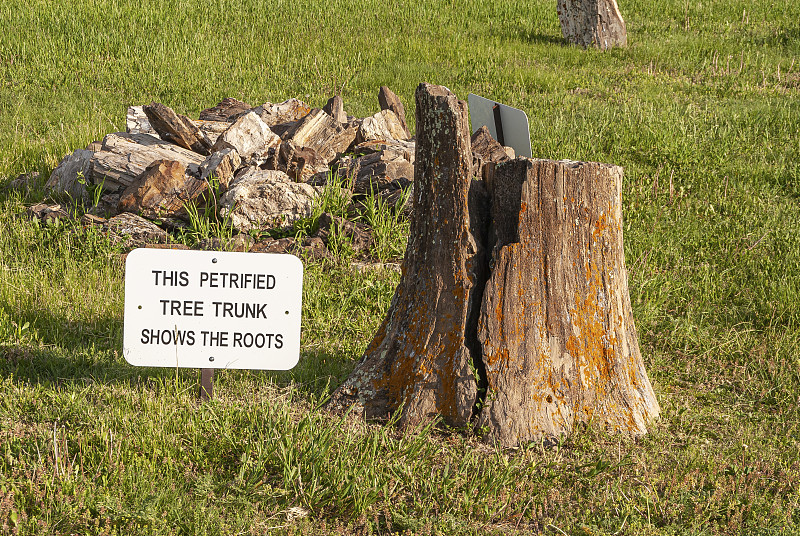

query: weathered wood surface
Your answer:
[475,158,659,446]
[328,83,488,428]
[143,102,213,155]
[211,111,280,161]
[336,150,414,195]
[378,86,410,139]
[117,159,208,219]
[323,95,348,124]
[90,133,204,194]
[357,109,409,144]
[330,84,658,447]
[471,125,511,185]
[283,108,357,164]
[557,0,627,49]
[199,97,252,122]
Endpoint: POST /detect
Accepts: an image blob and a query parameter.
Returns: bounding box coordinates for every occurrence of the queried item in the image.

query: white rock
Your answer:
[126,106,158,137]
[219,168,318,232]
[45,149,94,201]
[357,109,409,143]
[253,98,312,126]
[212,112,281,161]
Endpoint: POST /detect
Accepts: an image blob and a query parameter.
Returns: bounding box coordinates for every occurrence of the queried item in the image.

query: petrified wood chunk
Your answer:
[211,111,280,161]
[336,150,414,195]
[199,97,252,122]
[471,125,511,184]
[357,109,409,144]
[89,133,205,194]
[126,106,157,137]
[378,86,410,139]
[45,149,94,201]
[323,95,348,124]
[106,212,167,245]
[329,83,487,428]
[283,108,357,164]
[264,142,330,183]
[143,102,213,155]
[117,159,208,219]
[475,158,659,446]
[198,148,241,191]
[253,98,312,127]
[218,168,318,232]
[330,83,659,447]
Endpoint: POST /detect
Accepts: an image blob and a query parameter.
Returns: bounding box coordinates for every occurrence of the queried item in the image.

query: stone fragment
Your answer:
[313,212,374,254]
[143,102,213,155]
[7,171,40,193]
[266,142,329,183]
[117,159,208,219]
[45,149,94,201]
[323,95,347,123]
[96,194,121,217]
[195,120,232,146]
[199,97,252,122]
[126,106,158,137]
[198,148,241,191]
[337,150,414,195]
[353,139,416,164]
[218,168,318,232]
[253,98,312,127]
[26,203,73,224]
[283,108,357,164]
[356,109,409,144]
[470,125,511,184]
[89,132,204,194]
[378,86,411,138]
[105,212,167,245]
[211,112,280,161]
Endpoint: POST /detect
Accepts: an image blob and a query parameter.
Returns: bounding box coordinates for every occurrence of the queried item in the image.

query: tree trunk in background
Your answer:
[557,0,628,49]
[329,84,659,447]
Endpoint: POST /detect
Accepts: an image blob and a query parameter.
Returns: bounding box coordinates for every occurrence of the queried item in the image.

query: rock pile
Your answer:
[36,86,513,259]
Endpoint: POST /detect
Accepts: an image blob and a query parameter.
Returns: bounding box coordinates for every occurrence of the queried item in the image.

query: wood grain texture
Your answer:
[476,158,659,446]
[328,83,488,428]
[557,0,627,49]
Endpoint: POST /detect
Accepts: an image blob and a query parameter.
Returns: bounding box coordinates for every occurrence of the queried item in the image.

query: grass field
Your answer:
[1,0,800,534]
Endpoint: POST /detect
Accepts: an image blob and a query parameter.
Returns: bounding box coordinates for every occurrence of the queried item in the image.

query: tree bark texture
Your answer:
[557,0,627,49]
[328,83,488,428]
[475,158,659,446]
[329,84,659,447]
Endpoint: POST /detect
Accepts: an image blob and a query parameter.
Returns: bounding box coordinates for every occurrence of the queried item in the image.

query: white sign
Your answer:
[123,248,303,370]
[467,93,532,159]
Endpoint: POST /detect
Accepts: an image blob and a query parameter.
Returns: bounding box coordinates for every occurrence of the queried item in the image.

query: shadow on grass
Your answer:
[0,301,351,402]
[520,31,567,47]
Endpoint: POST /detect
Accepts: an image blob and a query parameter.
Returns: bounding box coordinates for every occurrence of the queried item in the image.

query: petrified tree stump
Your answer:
[329,83,487,428]
[329,83,659,446]
[557,0,627,49]
[475,158,659,446]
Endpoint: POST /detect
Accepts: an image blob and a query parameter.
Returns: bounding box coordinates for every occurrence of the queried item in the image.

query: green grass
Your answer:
[1,0,800,533]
